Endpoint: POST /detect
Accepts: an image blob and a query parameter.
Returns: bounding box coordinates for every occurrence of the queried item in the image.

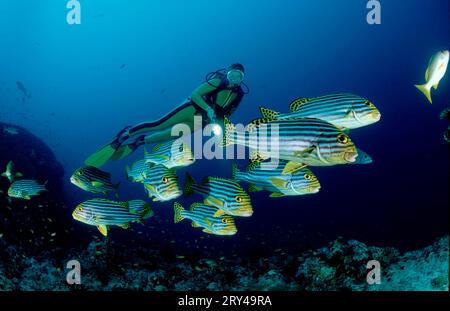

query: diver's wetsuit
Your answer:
[85,75,244,167]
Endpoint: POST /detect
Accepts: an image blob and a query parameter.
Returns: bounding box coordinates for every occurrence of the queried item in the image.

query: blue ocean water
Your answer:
[0,0,448,257]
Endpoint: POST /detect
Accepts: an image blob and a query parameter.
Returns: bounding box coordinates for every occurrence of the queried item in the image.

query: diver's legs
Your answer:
[85,101,200,167]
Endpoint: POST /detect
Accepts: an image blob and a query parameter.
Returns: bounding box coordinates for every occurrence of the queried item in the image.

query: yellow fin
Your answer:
[259,106,279,120]
[205,218,213,227]
[248,184,263,192]
[97,225,108,236]
[270,177,288,189]
[202,228,214,234]
[213,209,226,218]
[91,181,104,187]
[270,192,285,198]
[433,81,439,90]
[425,67,429,81]
[282,161,307,175]
[191,221,201,228]
[415,84,432,104]
[204,196,224,207]
[119,223,130,229]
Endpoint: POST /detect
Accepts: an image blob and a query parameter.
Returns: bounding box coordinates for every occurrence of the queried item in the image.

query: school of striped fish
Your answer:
[65,93,381,237]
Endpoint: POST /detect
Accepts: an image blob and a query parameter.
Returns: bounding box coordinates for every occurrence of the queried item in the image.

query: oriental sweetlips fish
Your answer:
[415,50,449,104]
[173,202,237,236]
[232,161,321,197]
[70,166,120,196]
[184,173,253,217]
[72,199,153,236]
[126,159,154,183]
[143,164,182,201]
[8,179,47,200]
[222,117,358,174]
[144,139,195,169]
[258,93,381,130]
[1,161,23,183]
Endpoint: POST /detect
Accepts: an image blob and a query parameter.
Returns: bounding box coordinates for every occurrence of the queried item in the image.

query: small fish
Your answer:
[184,173,253,217]
[16,81,29,97]
[72,199,153,237]
[222,117,358,171]
[350,148,373,165]
[120,64,126,69]
[259,93,381,130]
[70,166,120,196]
[3,126,19,135]
[173,202,237,236]
[415,50,449,104]
[126,159,153,183]
[8,179,47,200]
[143,165,182,202]
[1,161,23,183]
[144,139,195,169]
[232,161,321,198]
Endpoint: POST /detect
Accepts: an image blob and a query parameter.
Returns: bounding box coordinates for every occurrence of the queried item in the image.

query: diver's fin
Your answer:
[289,98,310,112]
[415,83,432,104]
[282,161,307,175]
[110,144,134,160]
[183,172,196,197]
[173,202,185,223]
[85,143,118,168]
[270,177,288,189]
[270,192,286,198]
[259,107,279,120]
[97,225,108,236]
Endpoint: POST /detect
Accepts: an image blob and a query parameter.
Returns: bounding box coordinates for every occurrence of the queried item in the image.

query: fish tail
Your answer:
[173,202,185,223]
[183,172,196,197]
[415,83,432,104]
[143,203,154,220]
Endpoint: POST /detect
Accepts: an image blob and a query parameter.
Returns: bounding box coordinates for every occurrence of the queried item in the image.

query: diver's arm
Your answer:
[190,78,221,113]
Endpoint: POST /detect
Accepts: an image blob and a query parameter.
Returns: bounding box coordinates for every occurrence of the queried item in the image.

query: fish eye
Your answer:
[304,173,312,180]
[162,176,169,184]
[78,207,83,212]
[235,196,243,203]
[337,134,349,144]
[179,145,184,152]
[221,218,227,223]
[364,100,375,108]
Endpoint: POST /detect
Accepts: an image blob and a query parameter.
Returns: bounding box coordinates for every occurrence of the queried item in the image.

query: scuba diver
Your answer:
[85,63,248,168]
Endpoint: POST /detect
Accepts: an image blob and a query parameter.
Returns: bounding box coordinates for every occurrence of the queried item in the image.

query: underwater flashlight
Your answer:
[211,124,222,136]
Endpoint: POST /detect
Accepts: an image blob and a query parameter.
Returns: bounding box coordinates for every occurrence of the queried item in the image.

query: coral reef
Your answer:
[0,235,447,291]
[0,122,76,252]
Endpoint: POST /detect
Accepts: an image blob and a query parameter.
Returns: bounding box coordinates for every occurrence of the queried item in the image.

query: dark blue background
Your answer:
[0,0,448,256]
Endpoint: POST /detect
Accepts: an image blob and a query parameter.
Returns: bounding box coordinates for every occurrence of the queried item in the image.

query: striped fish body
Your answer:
[173,202,237,236]
[126,160,153,183]
[184,173,253,217]
[7,179,47,200]
[143,164,182,202]
[260,93,381,130]
[232,161,321,197]
[224,117,358,167]
[144,139,195,169]
[70,166,119,195]
[72,198,153,236]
